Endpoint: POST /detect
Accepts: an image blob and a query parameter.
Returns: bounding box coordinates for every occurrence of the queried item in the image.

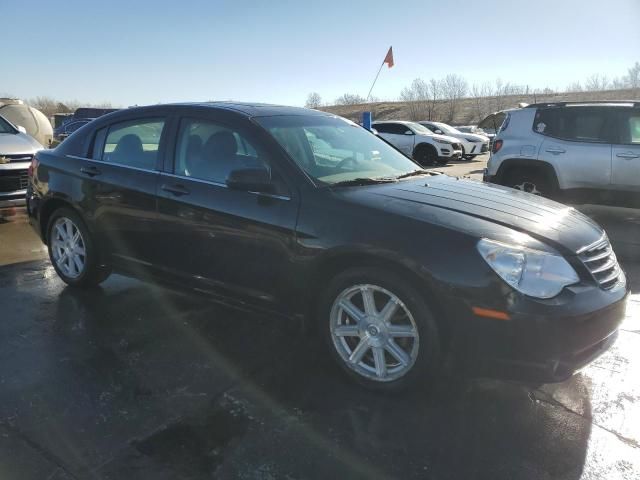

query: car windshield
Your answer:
[407,122,433,135]
[0,115,16,134]
[434,123,461,135]
[256,115,421,185]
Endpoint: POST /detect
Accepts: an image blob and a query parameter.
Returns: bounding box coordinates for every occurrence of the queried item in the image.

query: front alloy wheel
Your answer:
[330,284,419,382]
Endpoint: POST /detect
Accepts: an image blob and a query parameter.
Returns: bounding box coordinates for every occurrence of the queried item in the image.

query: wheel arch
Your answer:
[39,197,82,243]
[413,142,437,158]
[308,251,452,349]
[495,158,561,189]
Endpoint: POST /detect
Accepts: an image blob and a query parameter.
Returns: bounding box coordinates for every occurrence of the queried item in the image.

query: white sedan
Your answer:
[419,121,489,160]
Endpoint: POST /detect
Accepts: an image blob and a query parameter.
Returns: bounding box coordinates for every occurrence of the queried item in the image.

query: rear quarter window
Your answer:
[533,107,610,143]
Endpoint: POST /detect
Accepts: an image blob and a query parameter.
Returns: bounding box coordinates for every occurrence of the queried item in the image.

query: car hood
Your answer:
[429,133,460,144]
[459,132,489,142]
[0,132,43,154]
[339,175,604,254]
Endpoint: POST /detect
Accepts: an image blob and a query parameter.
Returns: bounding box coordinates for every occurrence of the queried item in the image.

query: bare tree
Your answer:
[626,61,640,90]
[566,82,583,92]
[441,74,467,123]
[585,73,610,91]
[305,92,322,109]
[471,82,493,122]
[399,78,430,120]
[334,93,366,106]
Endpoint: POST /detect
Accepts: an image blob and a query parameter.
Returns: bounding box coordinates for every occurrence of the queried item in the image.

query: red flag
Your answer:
[383,46,394,68]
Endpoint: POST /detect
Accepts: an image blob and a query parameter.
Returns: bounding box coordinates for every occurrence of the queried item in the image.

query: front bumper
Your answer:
[446,283,628,383]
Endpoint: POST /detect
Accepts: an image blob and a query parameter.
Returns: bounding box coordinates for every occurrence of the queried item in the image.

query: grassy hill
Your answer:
[321,88,639,125]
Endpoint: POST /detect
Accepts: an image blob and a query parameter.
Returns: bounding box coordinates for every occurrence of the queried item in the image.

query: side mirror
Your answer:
[435,129,443,134]
[226,167,274,194]
[16,125,27,134]
[404,130,414,135]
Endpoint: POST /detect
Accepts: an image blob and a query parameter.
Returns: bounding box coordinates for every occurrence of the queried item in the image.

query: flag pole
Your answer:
[366,60,385,103]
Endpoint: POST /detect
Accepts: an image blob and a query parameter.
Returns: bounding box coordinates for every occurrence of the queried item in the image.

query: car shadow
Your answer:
[41,278,593,479]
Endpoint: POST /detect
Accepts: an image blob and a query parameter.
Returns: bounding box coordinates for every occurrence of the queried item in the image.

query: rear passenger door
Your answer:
[535,107,612,191]
[84,116,167,267]
[611,108,640,193]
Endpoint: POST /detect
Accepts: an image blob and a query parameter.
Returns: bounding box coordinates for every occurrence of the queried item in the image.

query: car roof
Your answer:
[125,102,331,118]
[372,120,414,125]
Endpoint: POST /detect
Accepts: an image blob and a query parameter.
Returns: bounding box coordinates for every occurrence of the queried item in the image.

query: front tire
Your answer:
[413,144,438,166]
[318,267,441,392]
[47,207,111,288]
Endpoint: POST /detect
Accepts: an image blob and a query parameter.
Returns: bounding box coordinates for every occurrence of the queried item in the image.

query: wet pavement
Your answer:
[0,207,639,479]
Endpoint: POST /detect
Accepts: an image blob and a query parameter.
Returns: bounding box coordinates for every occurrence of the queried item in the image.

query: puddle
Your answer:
[135,404,250,476]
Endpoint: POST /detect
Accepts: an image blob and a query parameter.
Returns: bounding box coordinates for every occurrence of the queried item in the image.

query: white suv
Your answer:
[485,102,640,206]
[372,120,462,166]
[419,121,490,160]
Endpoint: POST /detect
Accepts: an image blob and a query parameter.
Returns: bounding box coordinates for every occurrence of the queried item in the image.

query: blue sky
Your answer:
[2,0,638,107]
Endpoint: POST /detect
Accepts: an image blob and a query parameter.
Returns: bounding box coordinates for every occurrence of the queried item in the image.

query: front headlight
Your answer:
[477,239,579,299]
[434,139,452,145]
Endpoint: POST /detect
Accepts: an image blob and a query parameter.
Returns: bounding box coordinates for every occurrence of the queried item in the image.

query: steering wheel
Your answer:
[336,157,358,170]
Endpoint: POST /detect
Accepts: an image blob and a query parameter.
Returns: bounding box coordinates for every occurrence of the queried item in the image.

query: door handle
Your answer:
[161,183,190,196]
[616,152,640,159]
[80,166,101,177]
[545,148,566,155]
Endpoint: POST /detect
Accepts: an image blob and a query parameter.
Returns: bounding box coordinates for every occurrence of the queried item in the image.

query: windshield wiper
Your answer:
[332,177,398,187]
[395,169,430,179]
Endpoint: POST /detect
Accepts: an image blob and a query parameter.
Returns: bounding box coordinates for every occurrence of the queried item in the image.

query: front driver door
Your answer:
[156,112,299,310]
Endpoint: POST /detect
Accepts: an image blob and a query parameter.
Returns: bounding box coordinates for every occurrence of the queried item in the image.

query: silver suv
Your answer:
[484,102,640,206]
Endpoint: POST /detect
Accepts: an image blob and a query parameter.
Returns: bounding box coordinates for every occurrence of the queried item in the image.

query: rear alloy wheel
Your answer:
[505,168,554,197]
[320,268,441,391]
[51,217,87,279]
[47,207,111,287]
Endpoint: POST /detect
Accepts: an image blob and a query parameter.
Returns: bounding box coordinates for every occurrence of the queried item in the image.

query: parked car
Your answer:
[0,114,43,208]
[484,101,640,206]
[27,103,628,391]
[419,121,490,160]
[372,120,462,165]
[54,118,95,142]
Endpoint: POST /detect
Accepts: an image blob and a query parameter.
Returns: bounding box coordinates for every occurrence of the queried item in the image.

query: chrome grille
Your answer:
[578,237,621,290]
[0,153,33,163]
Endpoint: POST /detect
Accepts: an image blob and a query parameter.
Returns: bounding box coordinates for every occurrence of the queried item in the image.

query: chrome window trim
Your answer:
[159,172,291,201]
[66,155,291,201]
[65,155,159,174]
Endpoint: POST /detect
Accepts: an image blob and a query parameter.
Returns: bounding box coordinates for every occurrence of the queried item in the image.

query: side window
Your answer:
[388,124,408,135]
[534,108,608,143]
[374,123,390,134]
[570,108,607,142]
[622,111,640,144]
[175,118,271,185]
[424,124,437,133]
[101,118,165,169]
[91,127,108,160]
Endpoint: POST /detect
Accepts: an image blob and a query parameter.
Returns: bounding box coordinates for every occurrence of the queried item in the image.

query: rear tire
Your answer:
[504,168,555,197]
[317,267,441,392]
[47,207,111,288]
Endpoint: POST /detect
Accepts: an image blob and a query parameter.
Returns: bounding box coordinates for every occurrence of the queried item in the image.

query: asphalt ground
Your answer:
[0,166,638,479]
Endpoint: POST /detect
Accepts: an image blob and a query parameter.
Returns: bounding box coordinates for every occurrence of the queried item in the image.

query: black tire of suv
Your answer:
[504,168,555,198]
[47,207,112,288]
[317,267,441,392]
[414,144,438,166]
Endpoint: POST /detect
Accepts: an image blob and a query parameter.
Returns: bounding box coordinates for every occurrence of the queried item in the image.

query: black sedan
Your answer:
[26,103,628,391]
